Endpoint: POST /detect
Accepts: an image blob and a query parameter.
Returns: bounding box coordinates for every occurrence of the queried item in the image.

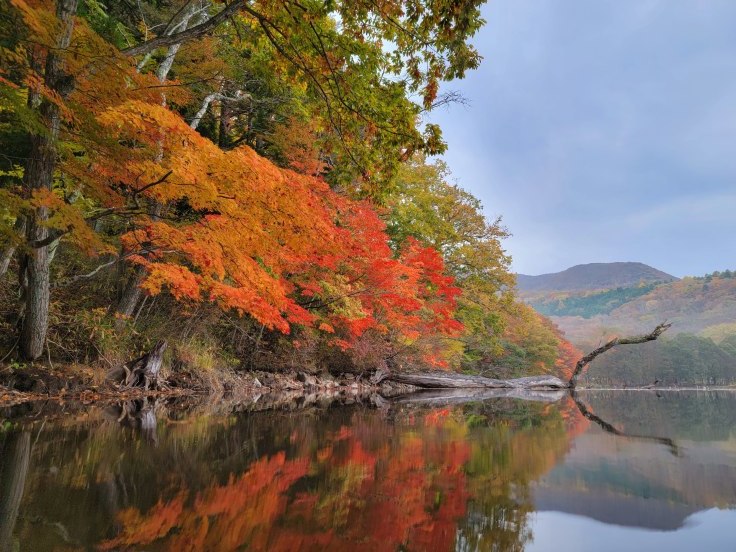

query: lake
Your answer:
[1,390,735,551]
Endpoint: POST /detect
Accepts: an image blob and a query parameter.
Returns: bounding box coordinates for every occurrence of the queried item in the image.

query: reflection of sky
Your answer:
[428,0,736,277]
[528,509,736,552]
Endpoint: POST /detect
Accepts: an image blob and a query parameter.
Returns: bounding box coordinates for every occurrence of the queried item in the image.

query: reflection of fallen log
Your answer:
[571,389,680,456]
[392,388,566,405]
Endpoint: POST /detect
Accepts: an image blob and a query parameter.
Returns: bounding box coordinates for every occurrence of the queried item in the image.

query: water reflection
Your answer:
[0,391,735,551]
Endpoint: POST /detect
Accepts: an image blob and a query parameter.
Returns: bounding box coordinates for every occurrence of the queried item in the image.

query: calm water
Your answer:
[1,391,735,551]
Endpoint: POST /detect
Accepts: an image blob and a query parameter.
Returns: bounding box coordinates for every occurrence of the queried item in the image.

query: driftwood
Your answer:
[117,340,167,390]
[386,322,672,392]
[388,372,568,389]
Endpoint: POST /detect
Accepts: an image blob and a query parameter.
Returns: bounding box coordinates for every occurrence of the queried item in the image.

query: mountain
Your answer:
[526,270,736,386]
[516,262,677,293]
[553,275,736,347]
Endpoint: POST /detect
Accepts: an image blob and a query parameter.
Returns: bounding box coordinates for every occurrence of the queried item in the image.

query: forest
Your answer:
[0,0,573,392]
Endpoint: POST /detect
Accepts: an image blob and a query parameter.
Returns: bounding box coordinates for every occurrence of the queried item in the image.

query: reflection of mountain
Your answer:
[533,393,736,531]
[533,487,700,530]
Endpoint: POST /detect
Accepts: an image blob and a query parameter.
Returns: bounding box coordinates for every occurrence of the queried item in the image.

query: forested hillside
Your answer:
[523,267,736,386]
[0,0,571,384]
[554,275,736,347]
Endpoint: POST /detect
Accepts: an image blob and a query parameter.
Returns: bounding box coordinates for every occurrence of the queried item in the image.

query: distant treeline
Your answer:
[583,334,736,387]
[695,270,736,281]
[528,283,660,319]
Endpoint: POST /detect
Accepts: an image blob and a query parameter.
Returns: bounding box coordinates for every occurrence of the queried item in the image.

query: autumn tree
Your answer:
[0,0,468,367]
[386,154,516,367]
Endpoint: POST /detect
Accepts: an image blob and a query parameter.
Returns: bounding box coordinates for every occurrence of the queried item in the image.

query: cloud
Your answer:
[429,0,736,276]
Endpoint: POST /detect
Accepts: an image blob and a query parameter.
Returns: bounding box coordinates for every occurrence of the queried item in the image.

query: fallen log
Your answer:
[387,372,567,389]
[386,322,671,392]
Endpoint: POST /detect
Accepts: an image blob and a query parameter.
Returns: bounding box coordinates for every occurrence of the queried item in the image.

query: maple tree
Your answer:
[0,0,469,366]
[0,0,565,380]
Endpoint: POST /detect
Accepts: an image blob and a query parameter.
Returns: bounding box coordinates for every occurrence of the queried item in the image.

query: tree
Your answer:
[386,155,516,367]
[0,0,470,364]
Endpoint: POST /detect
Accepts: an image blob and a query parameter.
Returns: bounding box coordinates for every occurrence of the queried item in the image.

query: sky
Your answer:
[429,0,736,278]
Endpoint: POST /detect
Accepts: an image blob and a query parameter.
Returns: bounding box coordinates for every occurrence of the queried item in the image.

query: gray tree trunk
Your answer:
[0,218,26,278]
[0,431,31,552]
[19,0,79,359]
[112,6,204,323]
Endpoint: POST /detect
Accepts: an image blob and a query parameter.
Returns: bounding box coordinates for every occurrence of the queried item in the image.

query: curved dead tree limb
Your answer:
[570,389,680,456]
[568,322,672,388]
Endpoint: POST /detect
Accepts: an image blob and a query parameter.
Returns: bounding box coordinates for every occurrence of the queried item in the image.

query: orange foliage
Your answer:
[5,1,464,355]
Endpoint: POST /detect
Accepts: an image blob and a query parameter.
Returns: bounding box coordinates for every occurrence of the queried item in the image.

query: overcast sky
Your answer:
[429,0,736,277]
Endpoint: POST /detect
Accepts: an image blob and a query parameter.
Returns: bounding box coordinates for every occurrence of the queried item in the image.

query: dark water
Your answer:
[1,391,735,551]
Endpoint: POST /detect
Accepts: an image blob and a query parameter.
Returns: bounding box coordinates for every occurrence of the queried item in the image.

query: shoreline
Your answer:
[0,366,417,410]
[1,372,734,411]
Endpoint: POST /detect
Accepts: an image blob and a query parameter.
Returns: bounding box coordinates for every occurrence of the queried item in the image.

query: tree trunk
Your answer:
[387,372,568,389]
[19,0,79,360]
[0,218,25,278]
[567,322,671,388]
[112,8,202,323]
[112,266,146,330]
[0,431,31,552]
[112,340,168,390]
[384,324,671,393]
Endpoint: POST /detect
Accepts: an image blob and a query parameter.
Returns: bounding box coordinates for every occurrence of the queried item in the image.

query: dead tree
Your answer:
[118,340,167,390]
[567,322,672,388]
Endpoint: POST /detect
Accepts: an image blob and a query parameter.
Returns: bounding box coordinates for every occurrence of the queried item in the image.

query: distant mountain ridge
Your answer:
[516,262,678,292]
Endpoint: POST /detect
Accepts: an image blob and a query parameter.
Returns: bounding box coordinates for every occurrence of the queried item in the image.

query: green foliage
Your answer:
[583,334,736,387]
[385,154,521,367]
[696,269,736,282]
[529,283,660,319]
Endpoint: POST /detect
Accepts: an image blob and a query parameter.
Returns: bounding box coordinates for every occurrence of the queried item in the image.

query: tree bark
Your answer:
[387,372,568,389]
[0,218,26,278]
[19,0,79,360]
[121,1,241,57]
[112,266,146,330]
[113,6,204,323]
[114,340,168,390]
[0,431,31,552]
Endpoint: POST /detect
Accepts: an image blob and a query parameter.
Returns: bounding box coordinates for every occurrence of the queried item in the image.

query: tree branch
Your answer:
[568,322,672,388]
[122,1,243,57]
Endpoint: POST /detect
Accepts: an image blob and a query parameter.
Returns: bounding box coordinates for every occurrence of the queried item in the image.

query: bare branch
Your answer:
[568,322,672,388]
[122,1,242,57]
[189,92,245,130]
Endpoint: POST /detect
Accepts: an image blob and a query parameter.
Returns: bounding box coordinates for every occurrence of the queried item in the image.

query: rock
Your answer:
[297,372,318,386]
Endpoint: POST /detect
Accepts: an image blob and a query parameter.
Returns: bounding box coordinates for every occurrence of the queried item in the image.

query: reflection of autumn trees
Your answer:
[92,402,579,551]
[0,431,30,552]
[456,398,586,552]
